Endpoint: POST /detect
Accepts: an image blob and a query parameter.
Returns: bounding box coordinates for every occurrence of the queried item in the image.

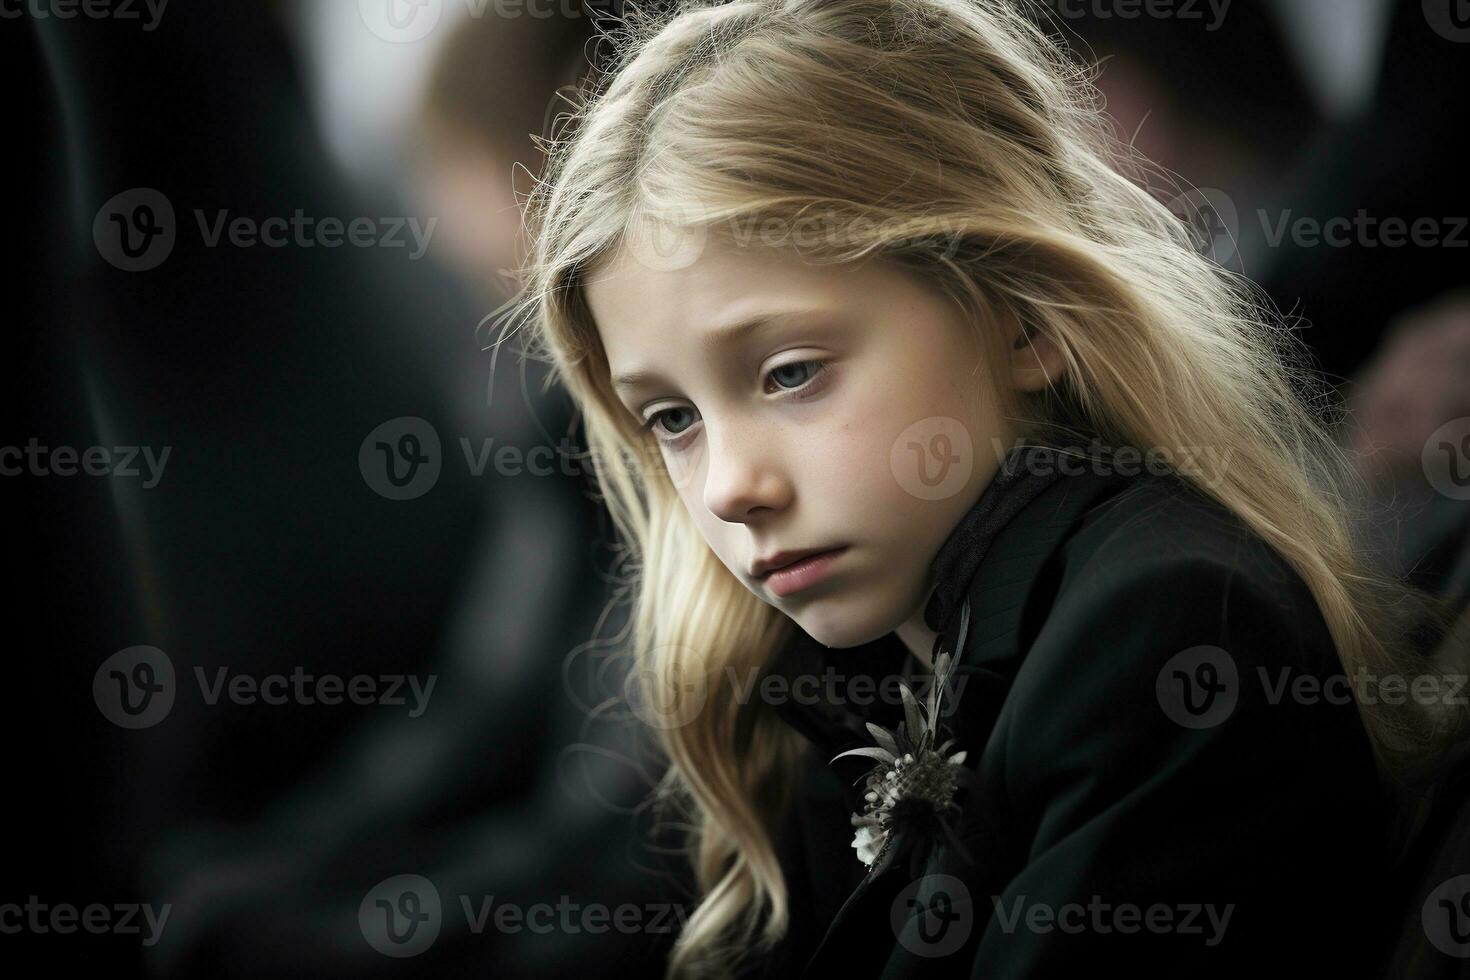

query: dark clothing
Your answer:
[749,445,1392,978]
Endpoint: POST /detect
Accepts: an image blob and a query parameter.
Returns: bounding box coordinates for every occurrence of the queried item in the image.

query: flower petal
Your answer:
[831,746,895,765]
[865,722,901,756]
[899,684,925,744]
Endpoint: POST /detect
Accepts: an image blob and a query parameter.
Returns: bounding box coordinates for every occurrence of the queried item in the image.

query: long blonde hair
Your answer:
[490,2,1470,976]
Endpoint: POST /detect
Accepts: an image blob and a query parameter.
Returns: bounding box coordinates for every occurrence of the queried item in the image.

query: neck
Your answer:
[894,590,938,671]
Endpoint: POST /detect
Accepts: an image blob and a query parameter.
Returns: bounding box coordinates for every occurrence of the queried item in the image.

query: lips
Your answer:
[751,546,843,579]
[760,547,848,598]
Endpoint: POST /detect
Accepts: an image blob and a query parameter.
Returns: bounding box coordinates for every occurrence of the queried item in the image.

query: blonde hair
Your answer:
[489,2,1470,976]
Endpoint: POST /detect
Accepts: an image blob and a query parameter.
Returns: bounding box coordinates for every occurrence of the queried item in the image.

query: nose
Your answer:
[701,420,792,524]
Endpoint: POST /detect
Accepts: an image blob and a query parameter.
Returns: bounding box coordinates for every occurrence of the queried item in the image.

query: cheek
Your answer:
[790,403,912,521]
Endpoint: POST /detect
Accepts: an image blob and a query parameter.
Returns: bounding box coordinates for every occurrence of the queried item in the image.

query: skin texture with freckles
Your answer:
[585,235,1061,665]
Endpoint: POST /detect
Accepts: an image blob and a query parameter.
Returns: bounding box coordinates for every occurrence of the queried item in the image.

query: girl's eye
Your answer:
[642,406,699,440]
[766,359,826,393]
[638,359,831,446]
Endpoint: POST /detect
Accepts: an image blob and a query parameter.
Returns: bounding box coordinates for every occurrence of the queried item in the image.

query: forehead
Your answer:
[588,240,801,331]
[584,237,896,362]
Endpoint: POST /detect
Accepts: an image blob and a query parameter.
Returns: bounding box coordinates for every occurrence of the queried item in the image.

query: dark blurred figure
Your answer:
[9,2,682,978]
[1346,293,1470,615]
[406,3,589,293]
[1061,0,1470,620]
[1067,0,1469,380]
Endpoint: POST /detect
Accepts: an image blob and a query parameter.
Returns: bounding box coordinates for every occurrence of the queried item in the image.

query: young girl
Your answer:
[492,1,1469,976]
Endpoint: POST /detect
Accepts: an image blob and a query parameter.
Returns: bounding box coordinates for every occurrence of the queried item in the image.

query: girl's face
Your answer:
[586,235,1048,649]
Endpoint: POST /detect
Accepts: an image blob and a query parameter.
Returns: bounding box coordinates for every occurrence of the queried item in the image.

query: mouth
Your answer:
[756,546,849,599]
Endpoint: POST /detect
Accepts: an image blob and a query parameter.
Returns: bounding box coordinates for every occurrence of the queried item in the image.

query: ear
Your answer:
[1007,317,1066,394]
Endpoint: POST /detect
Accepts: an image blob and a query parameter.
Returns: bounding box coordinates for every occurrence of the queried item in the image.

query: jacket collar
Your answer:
[764,443,1087,764]
[766,444,1140,977]
[920,443,1072,635]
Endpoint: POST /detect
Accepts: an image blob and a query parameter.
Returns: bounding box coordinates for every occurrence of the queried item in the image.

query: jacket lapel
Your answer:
[797,468,1135,976]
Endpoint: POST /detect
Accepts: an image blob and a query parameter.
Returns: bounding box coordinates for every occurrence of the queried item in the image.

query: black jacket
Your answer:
[747,445,1393,978]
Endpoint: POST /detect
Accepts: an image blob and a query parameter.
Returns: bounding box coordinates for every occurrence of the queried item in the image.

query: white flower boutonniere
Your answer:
[831,649,969,870]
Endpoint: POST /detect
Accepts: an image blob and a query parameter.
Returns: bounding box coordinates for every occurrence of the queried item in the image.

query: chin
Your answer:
[787,594,896,650]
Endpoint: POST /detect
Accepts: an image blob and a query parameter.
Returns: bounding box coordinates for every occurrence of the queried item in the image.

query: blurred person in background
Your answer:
[1068,0,1470,636]
[140,4,689,978]
[14,1,684,977]
[406,4,590,295]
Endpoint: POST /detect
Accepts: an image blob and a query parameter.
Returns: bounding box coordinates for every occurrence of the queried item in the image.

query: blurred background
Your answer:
[3,1,1467,976]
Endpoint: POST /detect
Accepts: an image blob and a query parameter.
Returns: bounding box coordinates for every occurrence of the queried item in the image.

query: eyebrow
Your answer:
[610,309,821,394]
